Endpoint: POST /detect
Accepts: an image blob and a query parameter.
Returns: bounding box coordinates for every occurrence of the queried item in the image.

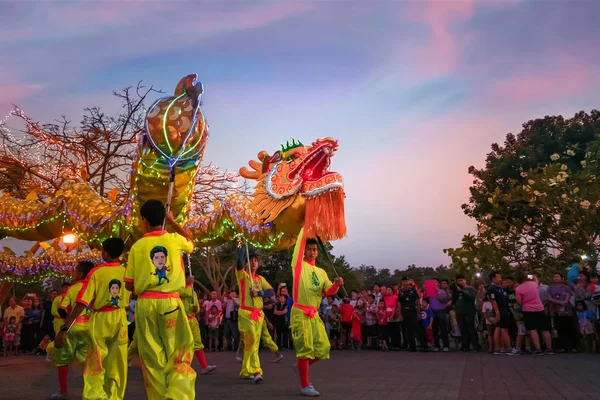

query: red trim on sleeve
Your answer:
[123,278,134,283]
[323,283,339,297]
[76,267,101,305]
[100,262,121,267]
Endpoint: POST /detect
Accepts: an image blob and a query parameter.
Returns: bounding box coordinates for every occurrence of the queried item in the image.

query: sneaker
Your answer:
[46,354,53,363]
[128,360,132,367]
[236,356,243,362]
[272,353,284,363]
[433,347,440,352]
[50,392,70,400]
[442,347,449,352]
[544,349,554,355]
[534,349,544,356]
[493,348,505,355]
[253,374,263,384]
[201,365,216,375]
[507,348,521,356]
[300,385,320,397]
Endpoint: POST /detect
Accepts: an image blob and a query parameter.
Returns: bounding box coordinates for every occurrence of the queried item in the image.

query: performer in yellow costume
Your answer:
[180,276,216,374]
[51,261,95,400]
[290,227,342,397]
[236,243,283,384]
[52,282,71,336]
[56,238,130,400]
[46,282,71,360]
[124,199,196,400]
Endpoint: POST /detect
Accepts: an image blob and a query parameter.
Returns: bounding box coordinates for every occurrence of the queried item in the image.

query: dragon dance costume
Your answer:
[180,285,216,373]
[290,227,340,394]
[77,262,130,400]
[54,281,92,397]
[124,231,196,400]
[235,245,280,381]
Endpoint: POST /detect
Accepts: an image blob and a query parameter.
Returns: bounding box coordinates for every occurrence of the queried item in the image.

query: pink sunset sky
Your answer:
[0,0,598,269]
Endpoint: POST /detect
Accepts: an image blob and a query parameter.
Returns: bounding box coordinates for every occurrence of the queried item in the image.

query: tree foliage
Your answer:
[449,110,600,278]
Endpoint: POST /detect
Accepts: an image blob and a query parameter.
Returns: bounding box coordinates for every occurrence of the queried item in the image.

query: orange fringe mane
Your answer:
[304,188,346,241]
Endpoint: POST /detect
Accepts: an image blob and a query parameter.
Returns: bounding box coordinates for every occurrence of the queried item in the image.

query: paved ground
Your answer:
[1,349,599,399]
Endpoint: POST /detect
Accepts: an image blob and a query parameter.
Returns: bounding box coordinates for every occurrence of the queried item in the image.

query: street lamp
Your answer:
[62,233,77,244]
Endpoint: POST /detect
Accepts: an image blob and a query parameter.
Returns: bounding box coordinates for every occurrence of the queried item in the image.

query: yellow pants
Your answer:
[189,317,204,351]
[54,322,91,366]
[83,310,129,400]
[238,309,278,377]
[136,297,196,400]
[290,308,330,360]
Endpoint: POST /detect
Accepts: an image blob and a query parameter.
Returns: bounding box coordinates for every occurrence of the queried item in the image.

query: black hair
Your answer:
[9,316,16,322]
[368,294,375,300]
[505,276,515,282]
[489,271,501,280]
[77,260,95,280]
[61,282,70,288]
[421,297,429,303]
[401,277,409,281]
[575,300,587,310]
[102,238,125,259]
[373,283,380,287]
[108,279,122,289]
[140,199,166,227]
[455,274,466,280]
[441,279,450,284]
[305,238,318,246]
[248,252,259,261]
[571,256,582,264]
[150,246,168,259]
[554,272,565,279]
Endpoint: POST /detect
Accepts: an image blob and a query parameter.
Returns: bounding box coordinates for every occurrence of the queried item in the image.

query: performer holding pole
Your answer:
[124,199,196,399]
[235,238,283,384]
[291,227,343,397]
[56,238,130,400]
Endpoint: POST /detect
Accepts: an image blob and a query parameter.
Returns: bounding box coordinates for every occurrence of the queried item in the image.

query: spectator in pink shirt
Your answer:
[515,270,553,355]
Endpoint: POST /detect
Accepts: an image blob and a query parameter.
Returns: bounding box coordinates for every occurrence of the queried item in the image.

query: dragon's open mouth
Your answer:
[289,139,338,183]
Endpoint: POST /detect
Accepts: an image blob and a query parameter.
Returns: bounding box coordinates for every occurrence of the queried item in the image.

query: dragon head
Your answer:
[144,73,209,166]
[240,137,346,242]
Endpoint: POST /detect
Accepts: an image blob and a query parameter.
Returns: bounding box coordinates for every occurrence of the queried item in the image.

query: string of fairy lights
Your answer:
[0,86,284,285]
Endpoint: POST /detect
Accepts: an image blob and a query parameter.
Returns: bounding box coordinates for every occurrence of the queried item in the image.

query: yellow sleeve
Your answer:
[51,296,61,317]
[59,287,74,309]
[260,276,273,291]
[320,268,334,292]
[77,271,97,307]
[180,287,193,299]
[193,292,200,314]
[124,249,135,284]
[178,233,194,254]
[291,227,307,272]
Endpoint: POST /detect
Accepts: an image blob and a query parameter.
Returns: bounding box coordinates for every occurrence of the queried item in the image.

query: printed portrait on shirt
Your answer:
[108,279,122,306]
[150,245,171,284]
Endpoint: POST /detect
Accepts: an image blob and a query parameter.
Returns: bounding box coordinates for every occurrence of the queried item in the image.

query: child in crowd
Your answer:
[449,310,461,350]
[482,294,496,353]
[329,305,341,350]
[576,301,595,353]
[365,295,378,348]
[4,316,18,356]
[32,335,51,355]
[377,300,389,351]
[207,305,220,352]
[420,298,434,347]
[350,303,362,350]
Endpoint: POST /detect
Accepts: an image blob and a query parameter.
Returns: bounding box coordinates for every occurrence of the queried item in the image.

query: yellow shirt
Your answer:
[291,227,337,309]
[60,281,91,320]
[77,262,130,312]
[180,287,199,317]
[3,305,25,324]
[124,230,194,295]
[236,270,272,310]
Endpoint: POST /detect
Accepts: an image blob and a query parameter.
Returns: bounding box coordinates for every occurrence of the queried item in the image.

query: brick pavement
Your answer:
[0,350,598,399]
